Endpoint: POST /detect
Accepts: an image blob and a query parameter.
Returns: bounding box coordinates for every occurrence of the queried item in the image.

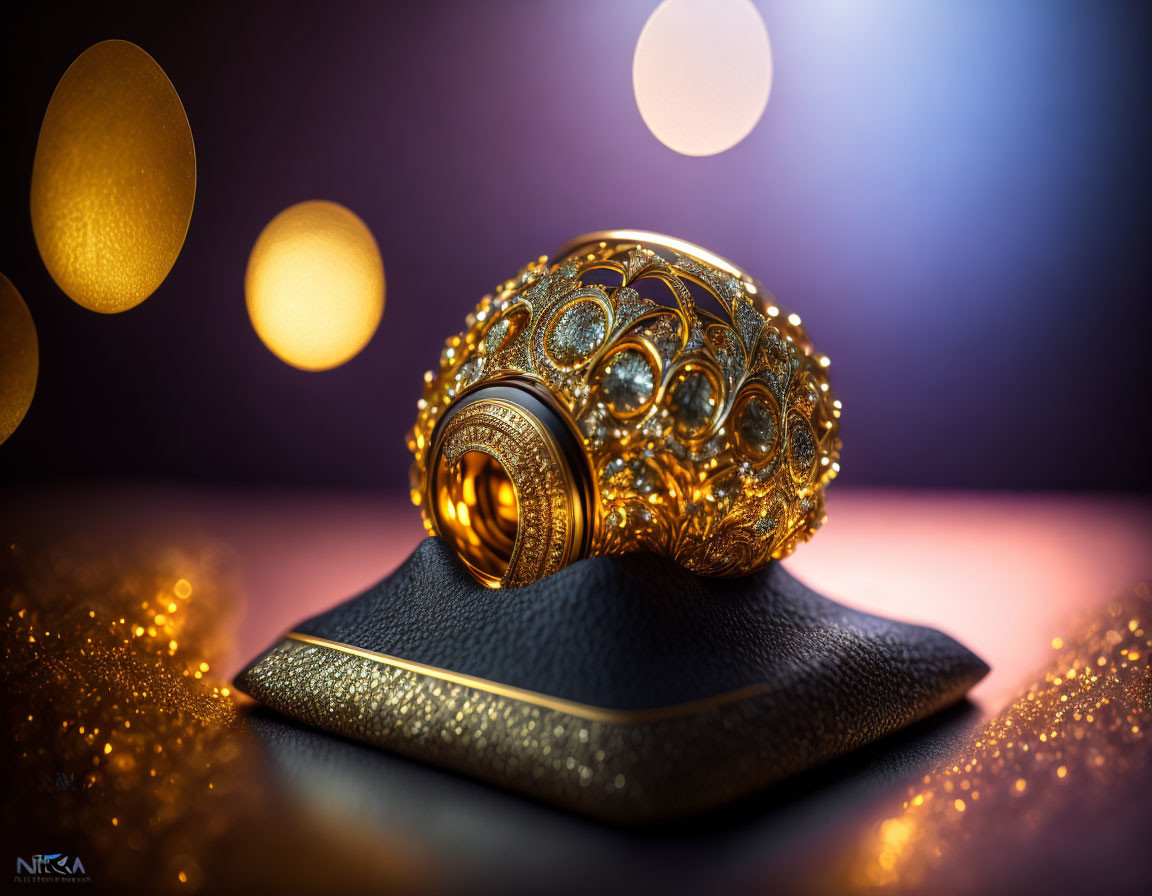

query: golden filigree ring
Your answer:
[408,231,841,588]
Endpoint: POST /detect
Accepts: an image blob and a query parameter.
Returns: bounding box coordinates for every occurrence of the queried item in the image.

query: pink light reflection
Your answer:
[785,489,1152,704]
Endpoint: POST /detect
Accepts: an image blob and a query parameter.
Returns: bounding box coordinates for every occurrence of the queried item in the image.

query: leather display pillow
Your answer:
[235,537,987,825]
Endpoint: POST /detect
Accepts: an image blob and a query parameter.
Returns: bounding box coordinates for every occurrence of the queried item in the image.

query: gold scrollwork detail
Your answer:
[409,231,841,585]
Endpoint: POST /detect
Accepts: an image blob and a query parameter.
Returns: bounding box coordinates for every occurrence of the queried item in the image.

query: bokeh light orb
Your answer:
[31,40,196,313]
[245,201,385,371]
[0,275,39,445]
[633,0,773,156]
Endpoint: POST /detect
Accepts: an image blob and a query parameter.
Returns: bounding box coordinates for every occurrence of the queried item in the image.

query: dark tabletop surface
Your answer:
[3,484,1150,894]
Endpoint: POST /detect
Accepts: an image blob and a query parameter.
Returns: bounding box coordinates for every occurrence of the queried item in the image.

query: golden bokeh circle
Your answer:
[245,201,385,371]
[0,275,39,445]
[31,39,196,313]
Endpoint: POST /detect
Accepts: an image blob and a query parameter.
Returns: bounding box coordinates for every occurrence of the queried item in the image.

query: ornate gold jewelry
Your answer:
[408,231,841,588]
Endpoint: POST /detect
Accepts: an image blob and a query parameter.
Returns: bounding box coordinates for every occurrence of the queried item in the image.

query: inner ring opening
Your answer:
[433,450,519,587]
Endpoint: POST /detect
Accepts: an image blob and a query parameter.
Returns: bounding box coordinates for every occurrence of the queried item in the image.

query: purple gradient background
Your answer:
[1,0,1149,491]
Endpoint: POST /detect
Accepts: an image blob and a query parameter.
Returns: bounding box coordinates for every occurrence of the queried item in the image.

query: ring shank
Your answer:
[427,379,592,588]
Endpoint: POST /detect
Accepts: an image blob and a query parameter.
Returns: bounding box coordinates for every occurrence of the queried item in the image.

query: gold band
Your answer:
[408,231,841,588]
[428,385,591,587]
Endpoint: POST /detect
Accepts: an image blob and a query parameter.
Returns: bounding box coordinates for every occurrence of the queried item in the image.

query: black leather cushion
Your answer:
[288,537,986,712]
[236,537,987,822]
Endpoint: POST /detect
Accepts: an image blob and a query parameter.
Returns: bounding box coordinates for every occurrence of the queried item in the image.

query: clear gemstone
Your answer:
[483,307,526,355]
[793,380,820,415]
[546,301,607,367]
[635,314,682,363]
[455,356,483,386]
[788,413,816,481]
[612,286,654,328]
[738,396,778,459]
[579,413,606,443]
[733,298,764,354]
[601,456,660,495]
[707,325,744,387]
[600,350,654,414]
[670,372,715,438]
[484,319,512,353]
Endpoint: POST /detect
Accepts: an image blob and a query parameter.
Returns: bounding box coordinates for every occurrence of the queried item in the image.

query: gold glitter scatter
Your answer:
[2,539,240,891]
[1,538,422,893]
[846,584,1152,891]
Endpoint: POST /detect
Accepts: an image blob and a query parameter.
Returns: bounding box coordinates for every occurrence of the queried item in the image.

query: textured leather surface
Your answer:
[237,537,988,821]
[287,536,988,711]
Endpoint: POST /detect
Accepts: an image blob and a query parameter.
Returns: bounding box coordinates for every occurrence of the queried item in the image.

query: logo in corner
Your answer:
[14,854,90,884]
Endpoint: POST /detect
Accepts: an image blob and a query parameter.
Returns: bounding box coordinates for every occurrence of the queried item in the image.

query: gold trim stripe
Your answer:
[283,631,771,724]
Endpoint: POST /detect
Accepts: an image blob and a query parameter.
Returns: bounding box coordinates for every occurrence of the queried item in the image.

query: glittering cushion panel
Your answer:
[234,537,987,824]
